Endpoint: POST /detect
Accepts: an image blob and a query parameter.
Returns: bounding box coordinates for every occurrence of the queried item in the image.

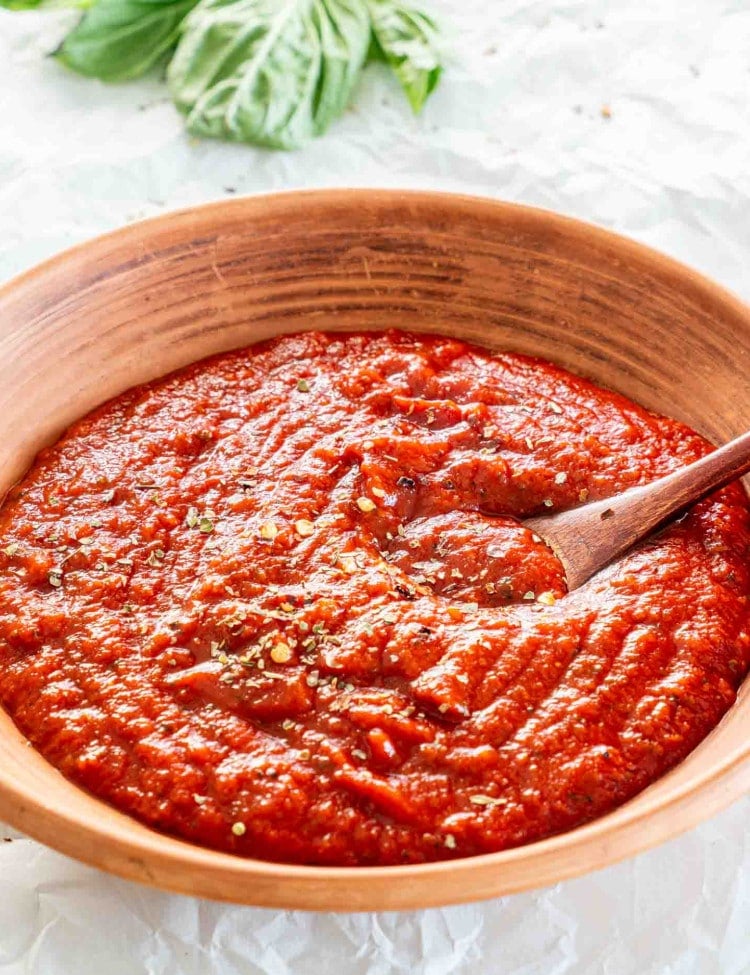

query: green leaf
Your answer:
[366,0,441,113]
[167,0,371,150]
[0,0,43,8]
[1,0,91,9]
[56,0,201,81]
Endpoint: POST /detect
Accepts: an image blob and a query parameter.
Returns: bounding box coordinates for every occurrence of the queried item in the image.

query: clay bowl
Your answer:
[0,190,748,910]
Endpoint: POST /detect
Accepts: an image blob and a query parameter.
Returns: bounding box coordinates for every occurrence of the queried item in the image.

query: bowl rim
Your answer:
[0,187,749,910]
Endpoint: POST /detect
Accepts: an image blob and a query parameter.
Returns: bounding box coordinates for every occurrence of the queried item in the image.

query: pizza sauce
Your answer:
[0,330,748,865]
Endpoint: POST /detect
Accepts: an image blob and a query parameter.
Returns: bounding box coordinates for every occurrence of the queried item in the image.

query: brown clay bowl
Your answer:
[0,190,748,910]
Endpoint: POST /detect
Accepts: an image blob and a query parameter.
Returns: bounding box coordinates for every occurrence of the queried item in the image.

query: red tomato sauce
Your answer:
[0,330,748,865]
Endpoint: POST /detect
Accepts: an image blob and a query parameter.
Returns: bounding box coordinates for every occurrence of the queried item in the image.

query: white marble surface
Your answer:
[1,2,749,972]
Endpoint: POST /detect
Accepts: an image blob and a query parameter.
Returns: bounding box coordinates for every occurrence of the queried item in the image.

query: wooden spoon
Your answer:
[524,431,750,591]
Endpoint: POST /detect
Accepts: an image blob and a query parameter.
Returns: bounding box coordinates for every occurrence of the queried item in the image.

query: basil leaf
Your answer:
[56,0,200,82]
[0,0,44,8]
[168,0,371,150]
[1,0,90,9]
[366,0,441,113]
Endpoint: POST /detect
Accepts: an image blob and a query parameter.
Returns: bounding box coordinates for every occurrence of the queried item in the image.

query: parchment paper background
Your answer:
[1,2,749,972]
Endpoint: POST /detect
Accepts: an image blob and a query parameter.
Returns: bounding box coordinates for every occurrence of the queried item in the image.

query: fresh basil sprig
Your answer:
[2,0,442,149]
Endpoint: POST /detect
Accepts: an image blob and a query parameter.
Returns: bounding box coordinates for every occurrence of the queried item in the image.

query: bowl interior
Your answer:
[0,190,748,910]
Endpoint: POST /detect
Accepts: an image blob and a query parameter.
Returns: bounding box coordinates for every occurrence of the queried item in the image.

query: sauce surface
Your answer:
[0,330,748,866]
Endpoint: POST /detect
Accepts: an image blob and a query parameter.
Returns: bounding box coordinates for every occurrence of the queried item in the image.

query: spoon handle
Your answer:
[525,431,750,590]
[631,429,750,523]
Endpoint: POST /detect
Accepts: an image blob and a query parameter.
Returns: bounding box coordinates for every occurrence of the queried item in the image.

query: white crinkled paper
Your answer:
[1,2,749,971]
